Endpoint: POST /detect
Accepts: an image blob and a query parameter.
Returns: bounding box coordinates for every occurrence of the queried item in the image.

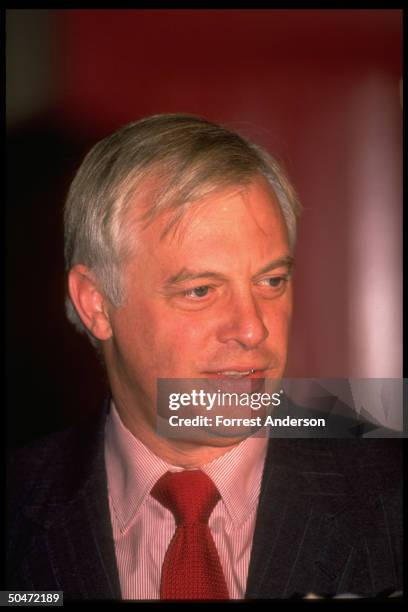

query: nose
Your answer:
[216,289,269,349]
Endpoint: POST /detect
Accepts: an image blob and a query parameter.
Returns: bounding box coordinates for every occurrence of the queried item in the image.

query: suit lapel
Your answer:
[16,401,122,600]
[245,439,356,599]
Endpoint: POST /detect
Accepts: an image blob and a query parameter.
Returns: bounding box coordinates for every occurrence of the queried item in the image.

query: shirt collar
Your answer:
[105,401,268,532]
[202,433,268,526]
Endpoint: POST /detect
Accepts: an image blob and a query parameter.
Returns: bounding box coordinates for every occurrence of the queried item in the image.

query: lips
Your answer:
[201,369,267,395]
[205,369,267,379]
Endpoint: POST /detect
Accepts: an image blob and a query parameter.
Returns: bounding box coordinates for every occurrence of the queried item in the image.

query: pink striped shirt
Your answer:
[104,402,268,600]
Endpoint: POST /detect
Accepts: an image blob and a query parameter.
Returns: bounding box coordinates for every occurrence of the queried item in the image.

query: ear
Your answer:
[68,265,113,341]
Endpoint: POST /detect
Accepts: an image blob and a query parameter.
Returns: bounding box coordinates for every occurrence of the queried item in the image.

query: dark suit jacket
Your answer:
[7,399,403,600]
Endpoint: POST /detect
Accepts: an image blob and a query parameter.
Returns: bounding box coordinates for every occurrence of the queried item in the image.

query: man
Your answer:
[7,114,402,600]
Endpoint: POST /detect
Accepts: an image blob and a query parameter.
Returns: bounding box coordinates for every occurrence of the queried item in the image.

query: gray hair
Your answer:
[64,113,301,343]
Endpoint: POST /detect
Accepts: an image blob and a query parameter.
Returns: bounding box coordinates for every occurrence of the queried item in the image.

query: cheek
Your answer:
[121,301,204,370]
[263,295,293,340]
[163,312,210,354]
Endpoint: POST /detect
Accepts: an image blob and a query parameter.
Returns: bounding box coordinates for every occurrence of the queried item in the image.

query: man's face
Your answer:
[105,175,293,434]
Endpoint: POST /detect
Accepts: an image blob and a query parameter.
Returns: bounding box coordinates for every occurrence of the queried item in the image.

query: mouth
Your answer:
[204,369,267,379]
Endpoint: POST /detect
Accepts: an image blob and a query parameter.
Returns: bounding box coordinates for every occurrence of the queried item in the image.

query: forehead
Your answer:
[125,174,288,256]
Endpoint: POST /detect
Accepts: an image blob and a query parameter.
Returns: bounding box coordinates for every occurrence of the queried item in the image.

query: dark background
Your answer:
[6,9,402,449]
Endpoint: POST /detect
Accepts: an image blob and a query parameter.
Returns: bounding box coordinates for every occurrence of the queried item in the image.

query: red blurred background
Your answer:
[6,9,402,447]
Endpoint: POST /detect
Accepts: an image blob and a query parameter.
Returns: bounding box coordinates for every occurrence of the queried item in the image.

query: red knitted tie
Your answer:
[151,470,229,600]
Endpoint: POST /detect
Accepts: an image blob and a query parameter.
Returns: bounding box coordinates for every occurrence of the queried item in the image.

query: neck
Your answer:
[113,393,245,469]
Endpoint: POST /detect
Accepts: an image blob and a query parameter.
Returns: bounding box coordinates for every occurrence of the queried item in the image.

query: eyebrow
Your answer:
[163,256,294,287]
[256,256,294,276]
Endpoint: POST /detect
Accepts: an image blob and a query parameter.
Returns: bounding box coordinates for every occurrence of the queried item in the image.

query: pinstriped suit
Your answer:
[7,399,403,600]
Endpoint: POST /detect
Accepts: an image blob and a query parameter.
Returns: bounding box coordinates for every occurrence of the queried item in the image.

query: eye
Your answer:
[257,276,289,293]
[183,285,211,299]
[266,277,285,287]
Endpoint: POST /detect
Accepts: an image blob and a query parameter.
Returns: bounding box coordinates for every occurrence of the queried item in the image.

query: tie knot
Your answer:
[151,470,220,525]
